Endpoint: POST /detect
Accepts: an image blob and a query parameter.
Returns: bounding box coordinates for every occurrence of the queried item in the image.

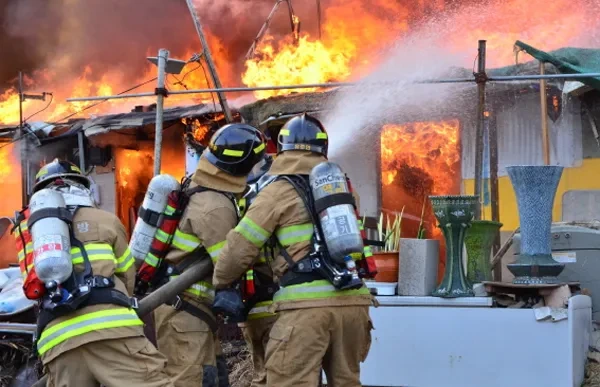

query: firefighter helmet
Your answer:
[33,159,91,193]
[277,113,328,157]
[204,123,266,176]
[246,154,273,185]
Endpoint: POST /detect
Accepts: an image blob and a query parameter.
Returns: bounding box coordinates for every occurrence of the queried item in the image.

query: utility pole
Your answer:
[153,49,168,176]
[473,40,487,220]
[539,61,551,165]
[185,0,233,123]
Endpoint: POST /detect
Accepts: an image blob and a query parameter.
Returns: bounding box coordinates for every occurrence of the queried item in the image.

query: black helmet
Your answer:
[277,113,328,157]
[246,154,273,185]
[33,159,91,193]
[204,123,266,176]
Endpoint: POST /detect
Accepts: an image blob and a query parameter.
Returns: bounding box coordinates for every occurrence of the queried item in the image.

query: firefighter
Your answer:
[213,113,374,387]
[14,159,173,387]
[152,123,266,387]
[237,156,279,387]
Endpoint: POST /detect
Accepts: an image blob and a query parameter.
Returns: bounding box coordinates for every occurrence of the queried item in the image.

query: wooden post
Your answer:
[473,40,487,220]
[489,112,501,281]
[539,61,551,165]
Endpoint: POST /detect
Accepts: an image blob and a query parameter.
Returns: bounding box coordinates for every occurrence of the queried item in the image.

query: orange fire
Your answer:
[0,143,22,217]
[380,120,461,280]
[0,0,595,122]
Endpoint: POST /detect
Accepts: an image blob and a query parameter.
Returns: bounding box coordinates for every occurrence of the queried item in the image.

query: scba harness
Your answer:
[274,174,376,290]
[29,206,138,341]
[134,177,238,332]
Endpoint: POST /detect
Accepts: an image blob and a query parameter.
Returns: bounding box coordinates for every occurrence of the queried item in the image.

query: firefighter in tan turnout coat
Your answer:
[213,114,374,387]
[16,159,173,387]
[153,123,266,387]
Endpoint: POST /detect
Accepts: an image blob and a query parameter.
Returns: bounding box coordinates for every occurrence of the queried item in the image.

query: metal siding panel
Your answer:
[462,93,583,179]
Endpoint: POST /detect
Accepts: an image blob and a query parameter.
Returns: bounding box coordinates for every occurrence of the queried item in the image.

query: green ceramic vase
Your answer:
[465,220,503,283]
[430,195,479,298]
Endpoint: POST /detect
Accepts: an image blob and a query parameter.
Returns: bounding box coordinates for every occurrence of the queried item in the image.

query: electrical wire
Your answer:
[22,94,53,123]
[0,76,158,150]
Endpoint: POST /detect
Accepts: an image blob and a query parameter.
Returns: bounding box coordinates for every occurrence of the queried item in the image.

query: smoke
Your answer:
[0,0,327,92]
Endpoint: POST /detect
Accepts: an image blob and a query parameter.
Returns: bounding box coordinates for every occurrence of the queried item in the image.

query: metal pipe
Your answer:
[539,62,551,165]
[0,322,37,335]
[154,49,168,176]
[18,71,28,207]
[185,0,234,123]
[246,0,285,59]
[65,72,600,103]
[473,40,486,220]
[77,130,85,171]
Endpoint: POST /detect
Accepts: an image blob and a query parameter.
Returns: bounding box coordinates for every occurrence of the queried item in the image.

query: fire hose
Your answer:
[31,259,212,387]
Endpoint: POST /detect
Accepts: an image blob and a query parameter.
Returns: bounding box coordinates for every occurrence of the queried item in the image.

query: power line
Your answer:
[0,76,158,150]
[22,94,54,123]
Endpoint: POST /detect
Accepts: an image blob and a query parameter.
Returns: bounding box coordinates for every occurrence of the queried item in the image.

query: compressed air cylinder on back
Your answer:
[309,161,364,265]
[29,189,73,285]
[129,174,180,264]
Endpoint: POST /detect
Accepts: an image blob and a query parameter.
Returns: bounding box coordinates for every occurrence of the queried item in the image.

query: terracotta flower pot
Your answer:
[373,251,400,283]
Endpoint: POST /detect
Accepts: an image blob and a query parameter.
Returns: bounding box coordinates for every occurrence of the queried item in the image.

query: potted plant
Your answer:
[371,208,404,283]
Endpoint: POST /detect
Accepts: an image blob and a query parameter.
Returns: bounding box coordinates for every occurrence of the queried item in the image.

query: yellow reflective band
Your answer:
[155,229,170,243]
[223,149,244,157]
[238,198,247,217]
[18,242,32,262]
[279,129,290,136]
[253,143,265,154]
[206,240,226,263]
[172,229,201,252]
[248,300,276,320]
[14,222,28,237]
[363,246,373,258]
[144,252,160,268]
[71,244,116,265]
[316,132,328,139]
[37,308,142,355]
[246,269,254,279]
[170,275,215,300]
[35,167,48,179]
[165,205,176,216]
[276,223,313,246]
[274,279,370,303]
[115,247,134,273]
[235,217,270,248]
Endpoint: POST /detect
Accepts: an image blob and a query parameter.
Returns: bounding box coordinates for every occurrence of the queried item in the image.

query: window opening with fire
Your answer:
[380,119,461,280]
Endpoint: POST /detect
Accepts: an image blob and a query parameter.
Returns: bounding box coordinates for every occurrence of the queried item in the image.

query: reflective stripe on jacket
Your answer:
[18,207,145,365]
[163,188,238,306]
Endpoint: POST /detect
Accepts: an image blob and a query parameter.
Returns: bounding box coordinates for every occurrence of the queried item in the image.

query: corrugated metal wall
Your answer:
[462,92,583,179]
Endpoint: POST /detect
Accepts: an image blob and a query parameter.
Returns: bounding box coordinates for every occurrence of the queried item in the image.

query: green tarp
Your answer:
[513,40,600,91]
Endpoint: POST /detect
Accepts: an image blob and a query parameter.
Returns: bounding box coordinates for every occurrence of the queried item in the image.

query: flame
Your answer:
[0,143,22,217]
[381,120,461,196]
[380,120,461,280]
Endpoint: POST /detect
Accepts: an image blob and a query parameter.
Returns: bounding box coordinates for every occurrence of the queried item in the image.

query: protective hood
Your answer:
[269,151,327,176]
[192,149,248,194]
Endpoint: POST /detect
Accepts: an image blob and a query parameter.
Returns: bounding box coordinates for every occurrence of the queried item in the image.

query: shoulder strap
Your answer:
[184,185,240,221]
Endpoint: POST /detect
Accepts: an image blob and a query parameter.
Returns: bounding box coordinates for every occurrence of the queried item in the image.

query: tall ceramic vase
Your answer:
[506,165,565,284]
[465,220,503,283]
[430,195,478,298]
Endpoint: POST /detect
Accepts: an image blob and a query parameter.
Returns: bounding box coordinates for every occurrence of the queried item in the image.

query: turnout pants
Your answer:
[155,304,223,387]
[265,305,372,387]
[46,336,173,387]
[239,315,278,387]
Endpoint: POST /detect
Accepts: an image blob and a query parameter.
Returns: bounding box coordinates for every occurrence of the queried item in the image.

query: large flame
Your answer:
[0,143,22,217]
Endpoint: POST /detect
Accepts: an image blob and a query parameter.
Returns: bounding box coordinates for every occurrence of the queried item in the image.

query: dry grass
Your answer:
[584,355,600,387]
[222,341,253,387]
[0,339,31,387]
